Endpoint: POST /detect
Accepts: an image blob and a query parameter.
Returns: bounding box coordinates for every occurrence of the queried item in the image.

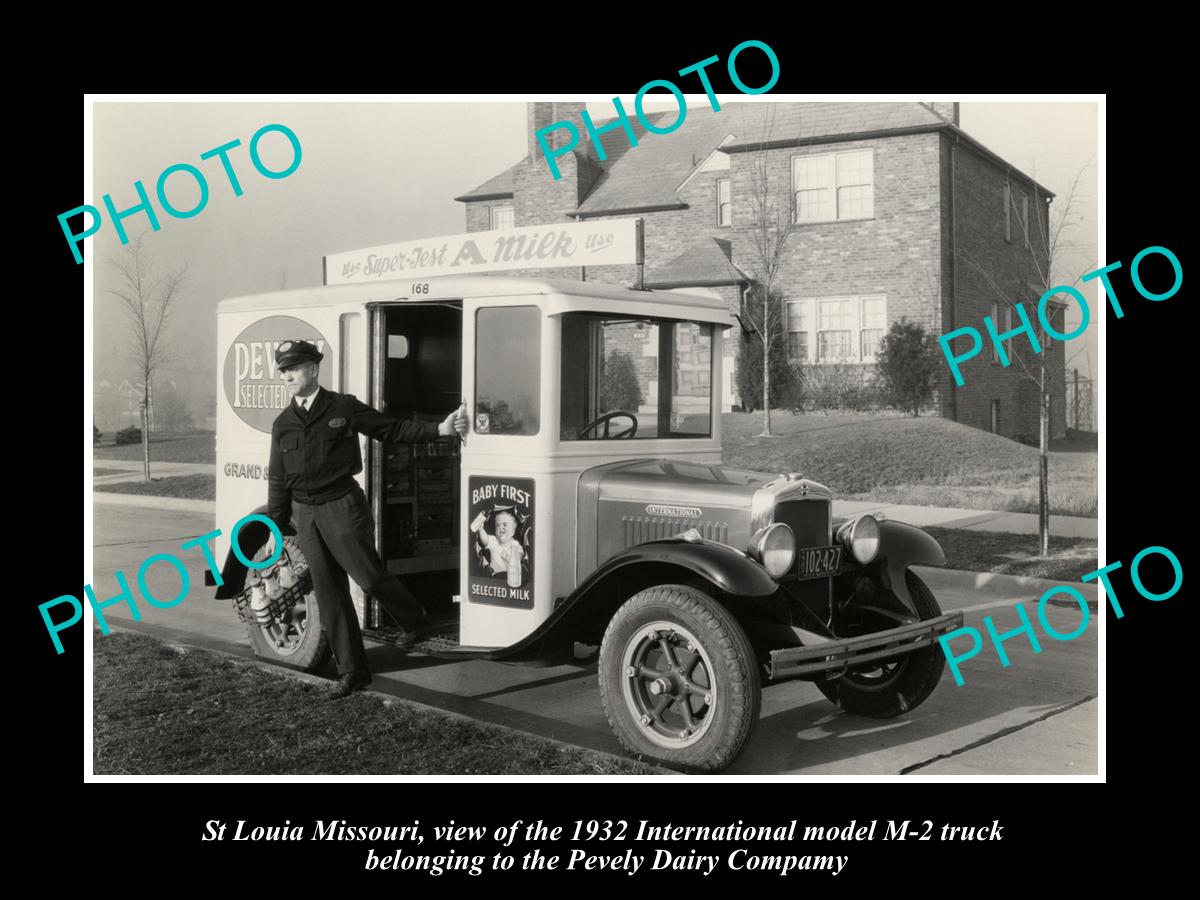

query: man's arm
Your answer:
[267,429,292,528]
[346,395,445,444]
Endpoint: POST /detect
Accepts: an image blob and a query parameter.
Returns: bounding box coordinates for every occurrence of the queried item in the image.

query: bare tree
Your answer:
[957,163,1093,555]
[107,233,187,480]
[736,106,794,437]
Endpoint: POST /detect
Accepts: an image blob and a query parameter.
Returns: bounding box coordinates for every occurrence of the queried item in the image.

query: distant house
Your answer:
[455,101,1066,440]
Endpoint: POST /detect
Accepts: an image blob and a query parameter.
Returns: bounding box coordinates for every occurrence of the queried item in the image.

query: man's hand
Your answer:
[438,402,470,439]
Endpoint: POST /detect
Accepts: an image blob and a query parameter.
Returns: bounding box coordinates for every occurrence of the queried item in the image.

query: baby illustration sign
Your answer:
[467,476,534,609]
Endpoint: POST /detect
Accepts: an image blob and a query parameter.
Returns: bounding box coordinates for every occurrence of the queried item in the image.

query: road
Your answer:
[89,501,1098,776]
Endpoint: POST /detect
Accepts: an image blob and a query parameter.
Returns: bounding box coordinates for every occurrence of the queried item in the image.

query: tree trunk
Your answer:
[1039,386,1050,557]
[142,386,151,481]
[760,334,772,437]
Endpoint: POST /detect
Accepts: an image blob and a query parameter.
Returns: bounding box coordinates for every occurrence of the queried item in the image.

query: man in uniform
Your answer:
[267,339,468,698]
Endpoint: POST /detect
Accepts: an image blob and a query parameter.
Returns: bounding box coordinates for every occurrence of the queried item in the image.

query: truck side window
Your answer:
[560,314,713,440]
[475,306,540,435]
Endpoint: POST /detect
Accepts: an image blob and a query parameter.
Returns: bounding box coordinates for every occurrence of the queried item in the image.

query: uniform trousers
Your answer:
[293,486,424,674]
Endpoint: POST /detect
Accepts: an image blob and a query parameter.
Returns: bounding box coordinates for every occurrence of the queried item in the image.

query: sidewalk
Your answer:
[834,500,1097,540]
[92,460,215,487]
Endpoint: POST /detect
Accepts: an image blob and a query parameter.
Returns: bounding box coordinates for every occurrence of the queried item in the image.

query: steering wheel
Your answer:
[576,411,638,440]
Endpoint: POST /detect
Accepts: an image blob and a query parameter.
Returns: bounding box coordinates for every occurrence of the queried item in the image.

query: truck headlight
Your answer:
[750,523,795,578]
[837,515,880,564]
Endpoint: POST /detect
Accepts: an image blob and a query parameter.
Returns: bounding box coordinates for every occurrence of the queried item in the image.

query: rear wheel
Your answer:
[598,585,760,773]
[241,531,331,673]
[817,570,946,718]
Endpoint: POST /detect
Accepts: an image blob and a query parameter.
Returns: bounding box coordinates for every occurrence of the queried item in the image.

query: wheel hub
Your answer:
[620,620,717,750]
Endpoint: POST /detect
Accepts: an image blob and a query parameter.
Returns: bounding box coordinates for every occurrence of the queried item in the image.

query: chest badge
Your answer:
[328,417,347,428]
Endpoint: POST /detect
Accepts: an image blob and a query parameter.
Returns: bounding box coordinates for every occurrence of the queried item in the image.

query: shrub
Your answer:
[735,289,799,411]
[600,350,642,411]
[794,363,883,412]
[93,425,102,444]
[875,319,938,416]
[115,426,143,445]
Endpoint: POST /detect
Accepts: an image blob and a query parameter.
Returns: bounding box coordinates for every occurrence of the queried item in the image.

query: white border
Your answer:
[84,92,1105,785]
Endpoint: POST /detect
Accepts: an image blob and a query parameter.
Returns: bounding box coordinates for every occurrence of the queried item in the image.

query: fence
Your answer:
[1065,369,1095,432]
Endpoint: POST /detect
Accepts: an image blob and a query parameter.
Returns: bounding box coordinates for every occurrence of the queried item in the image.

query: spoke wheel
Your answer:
[817,570,946,717]
[620,620,718,750]
[599,585,760,773]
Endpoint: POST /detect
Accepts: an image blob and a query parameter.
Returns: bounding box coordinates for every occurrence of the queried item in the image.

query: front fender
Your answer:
[491,538,779,663]
[576,538,780,601]
[875,519,945,615]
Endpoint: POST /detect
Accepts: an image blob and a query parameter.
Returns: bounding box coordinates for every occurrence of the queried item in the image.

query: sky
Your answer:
[89,98,1100,417]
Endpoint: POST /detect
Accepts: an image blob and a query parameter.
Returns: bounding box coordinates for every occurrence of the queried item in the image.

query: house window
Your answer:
[489,205,515,230]
[785,300,811,362]
[860,296,886,361]
[792,149,874,223]
[990,400,1000,434]
[716,178,732,226]
[991,302,1001,363]
[786,295,887,364]
[1021,192,1030,248]
[1004,183,1012,243]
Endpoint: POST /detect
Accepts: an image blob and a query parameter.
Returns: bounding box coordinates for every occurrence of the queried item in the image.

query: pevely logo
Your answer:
[646,505,703,518]
[223,315,329,433]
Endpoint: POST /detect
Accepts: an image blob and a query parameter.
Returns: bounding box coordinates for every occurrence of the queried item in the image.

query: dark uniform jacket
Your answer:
[268,388,442,526]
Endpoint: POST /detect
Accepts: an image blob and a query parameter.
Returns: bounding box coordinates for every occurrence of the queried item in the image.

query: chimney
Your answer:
[527,102,587,159]
[928,102,960,126]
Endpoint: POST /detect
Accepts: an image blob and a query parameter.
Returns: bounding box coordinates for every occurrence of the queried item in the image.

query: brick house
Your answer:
[455,101,1066,440]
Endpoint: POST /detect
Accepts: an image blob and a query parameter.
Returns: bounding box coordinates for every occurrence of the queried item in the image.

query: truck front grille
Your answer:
[773,499,830,549]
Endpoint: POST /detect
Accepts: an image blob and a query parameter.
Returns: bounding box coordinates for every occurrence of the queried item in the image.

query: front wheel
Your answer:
[240,531,331,673]
[816,570,946,717]
[598,585,760,773]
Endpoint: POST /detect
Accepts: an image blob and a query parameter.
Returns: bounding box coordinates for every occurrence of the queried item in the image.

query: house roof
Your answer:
[456,102,1054,213]
[645,237,748,287]
[454,161,520,201]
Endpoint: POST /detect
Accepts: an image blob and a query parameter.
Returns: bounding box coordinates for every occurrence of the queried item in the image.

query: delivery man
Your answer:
[267,339,468,698]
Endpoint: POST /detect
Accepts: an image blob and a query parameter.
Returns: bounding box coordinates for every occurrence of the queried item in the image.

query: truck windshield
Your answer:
[560,313,712,441]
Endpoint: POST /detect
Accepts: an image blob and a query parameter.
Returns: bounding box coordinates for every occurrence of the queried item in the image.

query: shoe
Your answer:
[330,669,372,699]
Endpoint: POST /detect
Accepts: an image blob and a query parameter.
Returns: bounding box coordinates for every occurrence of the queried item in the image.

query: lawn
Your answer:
[93,630,659,776]
[722,413,1096,517]
[95,432,216,464]
[93,467,128,477]
[923,528,1097,583]
[94,474,215,500]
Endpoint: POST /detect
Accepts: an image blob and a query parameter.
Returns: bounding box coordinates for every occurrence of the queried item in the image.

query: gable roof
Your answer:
[645,238,748,287]
[455,102,1054,213]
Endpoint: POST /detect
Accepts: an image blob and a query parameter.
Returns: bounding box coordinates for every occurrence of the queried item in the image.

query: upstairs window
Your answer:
[1004,183,1013,243]
[489,205,515,230]
[716,178,732,226]
[792,149,874,224]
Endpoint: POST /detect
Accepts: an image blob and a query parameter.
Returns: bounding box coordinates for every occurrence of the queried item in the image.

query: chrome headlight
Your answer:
[837,515,880,564]
[750,523,795,578]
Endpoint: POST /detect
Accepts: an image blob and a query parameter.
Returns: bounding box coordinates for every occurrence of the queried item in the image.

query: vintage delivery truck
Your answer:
[210,274,963,772]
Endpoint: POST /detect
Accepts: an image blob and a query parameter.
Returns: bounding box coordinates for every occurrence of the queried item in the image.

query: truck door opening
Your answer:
[368,303,463,626]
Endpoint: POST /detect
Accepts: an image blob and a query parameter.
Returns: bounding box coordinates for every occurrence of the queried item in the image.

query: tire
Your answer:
[242,531,331,673]
[816,570,946,718]
[598,585,761,773]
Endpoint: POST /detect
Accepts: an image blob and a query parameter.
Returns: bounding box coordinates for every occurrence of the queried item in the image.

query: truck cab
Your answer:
[213,274,962,772]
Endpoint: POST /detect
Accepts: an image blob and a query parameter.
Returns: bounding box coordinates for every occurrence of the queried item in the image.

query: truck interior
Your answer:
[367,301,463,633]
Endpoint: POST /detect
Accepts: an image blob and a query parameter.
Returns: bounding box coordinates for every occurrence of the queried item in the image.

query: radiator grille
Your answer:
[774,499,830,549]
[623,516,729,546]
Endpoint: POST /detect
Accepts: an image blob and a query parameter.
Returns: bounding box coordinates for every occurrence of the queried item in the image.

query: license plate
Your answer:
[796,545,843,579]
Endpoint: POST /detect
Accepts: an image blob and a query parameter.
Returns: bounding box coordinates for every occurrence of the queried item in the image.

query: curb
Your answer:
[93,492,216,514]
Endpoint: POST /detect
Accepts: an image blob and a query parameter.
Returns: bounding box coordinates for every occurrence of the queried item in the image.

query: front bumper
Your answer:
[766,612,964,680]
